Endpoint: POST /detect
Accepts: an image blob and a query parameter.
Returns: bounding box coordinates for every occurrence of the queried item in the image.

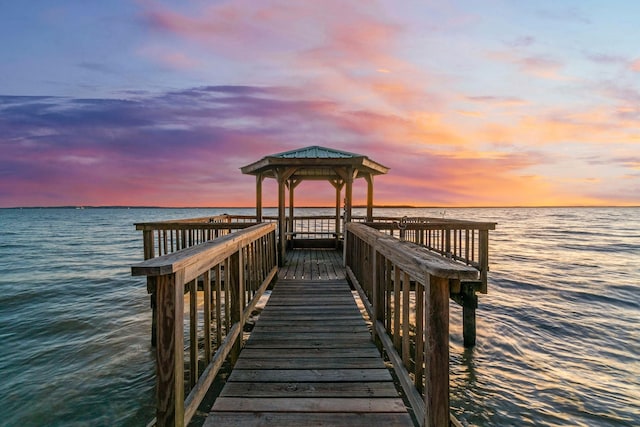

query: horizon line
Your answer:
[3,204,639,209]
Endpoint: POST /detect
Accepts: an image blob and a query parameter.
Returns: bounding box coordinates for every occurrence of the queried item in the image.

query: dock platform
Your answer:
[205,249,414,426]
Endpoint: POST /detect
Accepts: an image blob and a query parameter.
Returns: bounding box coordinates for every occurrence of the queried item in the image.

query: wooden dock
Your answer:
[205,249,414,426]
[132,217,491,426]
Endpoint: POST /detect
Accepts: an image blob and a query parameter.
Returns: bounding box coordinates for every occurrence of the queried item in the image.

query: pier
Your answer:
[132,147,496,426]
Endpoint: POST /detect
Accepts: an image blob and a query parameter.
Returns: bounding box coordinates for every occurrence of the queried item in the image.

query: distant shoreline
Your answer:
[2,205,639,210]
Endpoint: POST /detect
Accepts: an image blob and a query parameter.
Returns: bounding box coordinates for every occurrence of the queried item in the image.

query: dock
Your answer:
[206,271,414,426]
[131,146,496,426]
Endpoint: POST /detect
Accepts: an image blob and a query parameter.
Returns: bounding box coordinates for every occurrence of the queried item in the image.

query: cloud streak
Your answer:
[2,83,635,207]
[1,1,638,207]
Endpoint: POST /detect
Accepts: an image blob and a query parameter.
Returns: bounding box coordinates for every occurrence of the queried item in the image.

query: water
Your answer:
[0,207,638,426]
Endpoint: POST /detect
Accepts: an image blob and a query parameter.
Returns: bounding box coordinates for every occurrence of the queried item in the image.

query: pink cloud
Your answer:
[139,46,200,70]
[488,51,566,80]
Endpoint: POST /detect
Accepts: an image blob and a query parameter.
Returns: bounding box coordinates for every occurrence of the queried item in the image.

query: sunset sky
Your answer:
[1,1,639,207]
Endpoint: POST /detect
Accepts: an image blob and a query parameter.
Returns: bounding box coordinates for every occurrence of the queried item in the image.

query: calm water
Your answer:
[0,207,638,426]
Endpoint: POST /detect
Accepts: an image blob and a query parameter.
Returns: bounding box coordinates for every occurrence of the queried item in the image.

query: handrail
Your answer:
[135,215,258,259]
[136,214,494,292]
[132,223,277,427]
[362,218,496,293]
[345,223,478,427]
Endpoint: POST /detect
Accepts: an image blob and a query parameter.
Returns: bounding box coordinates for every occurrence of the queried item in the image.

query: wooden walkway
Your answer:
[278,247,346,281]
[204,250,414,426]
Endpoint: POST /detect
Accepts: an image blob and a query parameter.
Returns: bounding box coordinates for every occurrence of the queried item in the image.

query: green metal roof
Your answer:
[271,146,362,159]
[240,145,389,179]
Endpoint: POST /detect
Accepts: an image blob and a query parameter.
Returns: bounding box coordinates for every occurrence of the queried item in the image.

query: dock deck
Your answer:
[205,249,414,426]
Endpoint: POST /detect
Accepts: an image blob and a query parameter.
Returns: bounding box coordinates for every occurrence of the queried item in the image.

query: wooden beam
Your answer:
[424,274,449,427]
[156,271,185,427]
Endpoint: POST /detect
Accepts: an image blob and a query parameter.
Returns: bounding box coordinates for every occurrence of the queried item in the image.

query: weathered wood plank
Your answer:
[220,381,401,398]
[212,397,407,413]
[204,412,414,427]
[252,324,369,333]
[228,369,393,382]
[243,340,374,349]
[258,313,363,319]
[238,347,380,359]
[278,249,346,280]
[234,357,384,370]
[245,332,372,341]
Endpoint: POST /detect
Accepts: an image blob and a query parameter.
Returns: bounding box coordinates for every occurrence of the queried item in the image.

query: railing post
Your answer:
[371,243,385,344]
[143,230,158,347]
[189,279,198,389]
[143,230,155,260]
[203,269,212,364]
[155,271,185,427]
[479,229,489,293]
[229,249,244,364]
[424,274,449,427]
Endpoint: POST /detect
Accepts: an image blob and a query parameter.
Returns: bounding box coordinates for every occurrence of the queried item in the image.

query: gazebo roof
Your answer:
[240,146,389,181]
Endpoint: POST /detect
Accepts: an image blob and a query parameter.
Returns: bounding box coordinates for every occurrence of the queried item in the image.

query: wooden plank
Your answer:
[220,381,400,398]
[257,313,363,319]
[238,347,380,359]
[246,332,372,341]
[257,310,362,317]
[253,318,367,325]
[243,340,373,350]
[212,397,407,413]
[266,298,356,305]
[228,369,392,382]
[252,324,369,333]
[204,412,413,427]
[234,357,384,370]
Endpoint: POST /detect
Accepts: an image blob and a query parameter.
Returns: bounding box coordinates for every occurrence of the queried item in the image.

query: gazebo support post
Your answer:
[330,178,345,247]
[287,179,301,249]
[344,167,355,224]
[275,167,297,266]
[256,173,263,223]
[365,173,374,222]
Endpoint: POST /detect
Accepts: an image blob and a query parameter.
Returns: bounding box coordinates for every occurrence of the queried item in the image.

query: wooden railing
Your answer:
[360,217,496,293]
[287,215,340,239]
[135,215,256,259]
[345,223,478,427]
[137,215,493,291]
[131,223,278,427]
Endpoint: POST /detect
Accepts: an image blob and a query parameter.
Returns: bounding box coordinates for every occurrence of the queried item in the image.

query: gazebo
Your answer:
[240,146,389,263]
